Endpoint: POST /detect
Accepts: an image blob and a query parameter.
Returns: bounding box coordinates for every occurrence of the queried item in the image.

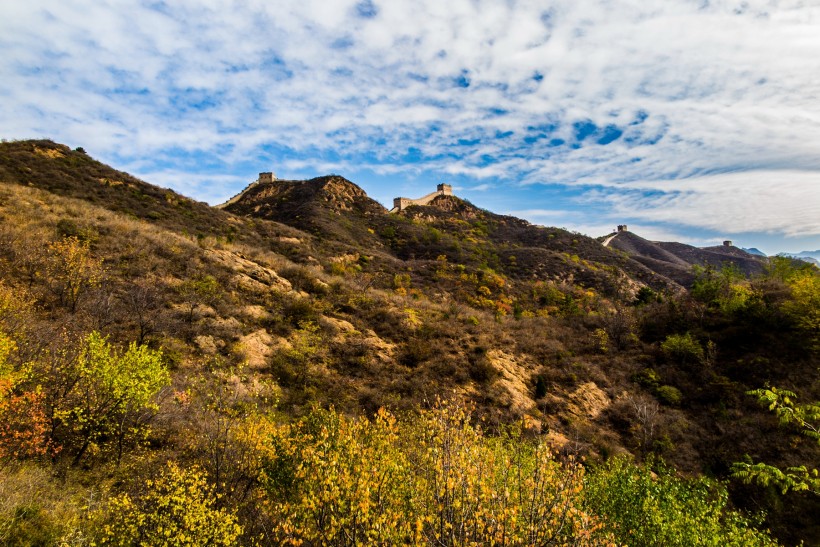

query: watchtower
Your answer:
[259,172,277,183]
[617,224,628,232]
[437,183,453,195]
[393,197,412,210]
[723,240,733,247]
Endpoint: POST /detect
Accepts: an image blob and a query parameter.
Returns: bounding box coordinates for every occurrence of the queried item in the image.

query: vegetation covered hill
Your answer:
[604,230,766,287]
[0,139,817,545]
[225,175,679,298]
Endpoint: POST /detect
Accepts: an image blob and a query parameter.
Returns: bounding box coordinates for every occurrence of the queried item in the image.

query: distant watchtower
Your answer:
[437,183,453,195]
[259,172,277,183]
[617,224,628,232]
[723,240,733,247]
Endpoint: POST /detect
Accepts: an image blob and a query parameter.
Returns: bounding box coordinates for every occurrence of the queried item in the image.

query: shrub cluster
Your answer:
[252,402,776,546]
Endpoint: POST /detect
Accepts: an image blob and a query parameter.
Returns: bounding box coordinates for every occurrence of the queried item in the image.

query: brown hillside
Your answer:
[607,231,766,286]
[0,139,816,544]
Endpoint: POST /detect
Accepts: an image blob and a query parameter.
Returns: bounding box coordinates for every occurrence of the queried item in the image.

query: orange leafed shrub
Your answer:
[0,333,56,460]
[0,380,55,459]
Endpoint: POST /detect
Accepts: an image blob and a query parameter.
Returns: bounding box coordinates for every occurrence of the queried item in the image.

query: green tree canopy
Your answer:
[55,331,170,465]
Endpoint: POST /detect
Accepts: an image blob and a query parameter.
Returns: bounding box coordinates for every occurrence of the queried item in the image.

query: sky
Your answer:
[2,0,820,255]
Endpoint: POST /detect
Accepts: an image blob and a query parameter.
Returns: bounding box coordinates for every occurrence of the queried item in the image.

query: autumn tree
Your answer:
[0,283,53,460]
[261,401,612,545]
[0,281,35,343]
[97,462,242,546]
[0,330,53,459]
[46,236,104,312]
[183,369,278,505]
[53,331,170,465]
[262,406,419,545]
[406,401,607,546]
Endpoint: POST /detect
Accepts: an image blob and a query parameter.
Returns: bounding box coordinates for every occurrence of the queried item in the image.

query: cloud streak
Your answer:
[2,0,819,251]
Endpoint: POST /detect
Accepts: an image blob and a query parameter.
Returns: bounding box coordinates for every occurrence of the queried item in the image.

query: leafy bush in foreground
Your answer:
[97,462,242,546]
[585,458,777,547]
[257,402,776,546]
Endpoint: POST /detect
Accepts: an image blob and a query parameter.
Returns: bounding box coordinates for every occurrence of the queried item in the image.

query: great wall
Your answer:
[215,172,276,209]
[217,172,454,213]
[389,183,453,213]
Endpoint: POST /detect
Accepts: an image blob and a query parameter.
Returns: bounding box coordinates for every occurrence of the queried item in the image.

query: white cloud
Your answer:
[505,208,696,243]
[469,183,495,192]
[590,170,820,237]
[2,0,820,246]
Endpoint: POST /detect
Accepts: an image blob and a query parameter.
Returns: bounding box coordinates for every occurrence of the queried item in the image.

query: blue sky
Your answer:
[2,0,820,255]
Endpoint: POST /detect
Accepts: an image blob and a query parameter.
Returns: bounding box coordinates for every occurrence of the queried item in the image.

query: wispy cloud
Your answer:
[506,208,699,246]
[587,170,820,237]
[2,0,819,250]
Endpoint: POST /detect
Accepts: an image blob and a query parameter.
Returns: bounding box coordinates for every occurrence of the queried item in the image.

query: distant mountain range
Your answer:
[219,175,814,276]
[742,248,820,259]
[742,248,819,266]
[795,250,820,258]
[220,174,784,291]
[778,251,820,266]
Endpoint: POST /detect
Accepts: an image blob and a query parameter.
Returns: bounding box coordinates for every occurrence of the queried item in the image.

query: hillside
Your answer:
[221,174,388,250]
[0,140,817,545]
[225,175,680,299]
[604,230,766,286]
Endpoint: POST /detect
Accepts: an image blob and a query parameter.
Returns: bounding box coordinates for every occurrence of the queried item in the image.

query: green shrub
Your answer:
[2,504,62,546]
[282,297,319,327]
[661,332,704,366]
[656,385,683,406]
[634,367,660,389]
[534,374,548,399]
[584,458,777,547]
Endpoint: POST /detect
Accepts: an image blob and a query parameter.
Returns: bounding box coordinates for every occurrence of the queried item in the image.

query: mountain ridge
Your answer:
[221,171,678,295]
[0,139,817,544]
[602,229,767,286]
[222,169,780,291]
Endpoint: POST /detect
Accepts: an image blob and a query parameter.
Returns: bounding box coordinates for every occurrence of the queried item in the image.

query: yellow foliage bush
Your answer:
[97,461,242,546]
[260,401,615,546]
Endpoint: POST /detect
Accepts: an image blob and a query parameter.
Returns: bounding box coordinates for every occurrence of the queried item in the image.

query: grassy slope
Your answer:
[0,139,817,544]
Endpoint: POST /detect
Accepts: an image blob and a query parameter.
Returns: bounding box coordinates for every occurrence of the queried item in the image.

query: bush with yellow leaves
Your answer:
[260,401,614,546]
[97,461,242,546]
